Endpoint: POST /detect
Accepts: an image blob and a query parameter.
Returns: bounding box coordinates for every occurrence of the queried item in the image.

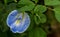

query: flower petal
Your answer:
[6,10,30,33]
[7,10,18,27]
[16,13,30,33]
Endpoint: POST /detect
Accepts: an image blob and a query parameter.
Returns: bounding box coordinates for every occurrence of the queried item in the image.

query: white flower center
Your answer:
[15,20,20,26]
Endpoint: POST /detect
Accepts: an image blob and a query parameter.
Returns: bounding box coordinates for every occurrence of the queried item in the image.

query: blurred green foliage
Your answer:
[44,0,60,6]
[53,6,60,22]
[0,0,60,37]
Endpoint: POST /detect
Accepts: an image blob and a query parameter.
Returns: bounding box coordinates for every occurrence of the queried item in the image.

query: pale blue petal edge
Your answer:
[6,10,30,33]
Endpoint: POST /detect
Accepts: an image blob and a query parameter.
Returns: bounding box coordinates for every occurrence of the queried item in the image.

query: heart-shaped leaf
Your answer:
[18,0,35,11]
[53,6,60,22]
[44,0,60,6]
[34,5,47,13]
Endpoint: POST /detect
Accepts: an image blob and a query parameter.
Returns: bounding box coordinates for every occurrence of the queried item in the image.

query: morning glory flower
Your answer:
[6,10,30,33]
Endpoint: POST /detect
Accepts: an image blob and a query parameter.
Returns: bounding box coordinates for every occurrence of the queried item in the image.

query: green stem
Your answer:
[4,0,7,6]
[14,0,17,2]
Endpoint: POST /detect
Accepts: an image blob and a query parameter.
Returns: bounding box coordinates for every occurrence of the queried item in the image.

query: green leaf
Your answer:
[34,5,47,25]
[44,0,60,6]
[34,5,47,13]
[18,0,35,11]
[34,14,46,25]
[18,0,31,5]
[34,28,46,37]
[28,30,34,37]
[39,14,47,23]
[34,15,40,24]
[18,4,35,11]
[32,0,38,3]
[28,27,47,37]
[53,6,60,22]
[27,14,34,31]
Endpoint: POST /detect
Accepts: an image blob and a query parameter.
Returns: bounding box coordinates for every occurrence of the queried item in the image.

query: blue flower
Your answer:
[6,10,30,33]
